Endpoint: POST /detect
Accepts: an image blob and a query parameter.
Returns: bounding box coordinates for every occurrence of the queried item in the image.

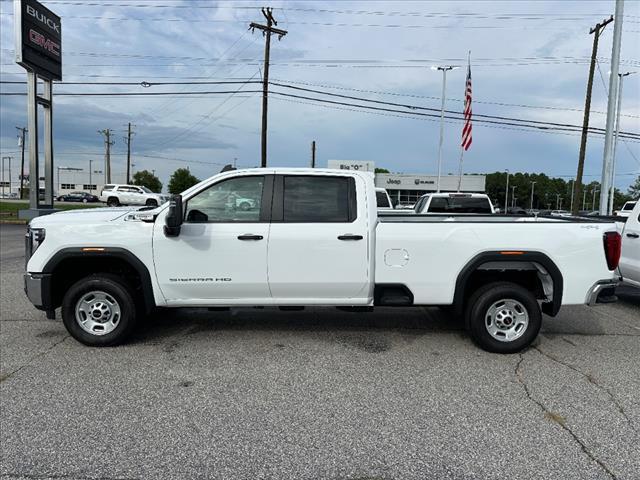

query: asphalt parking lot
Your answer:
[1,223,639,480]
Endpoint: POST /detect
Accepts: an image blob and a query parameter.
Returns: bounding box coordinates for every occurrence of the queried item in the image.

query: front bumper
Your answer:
[24,273,54,312]
[586,279,619,306]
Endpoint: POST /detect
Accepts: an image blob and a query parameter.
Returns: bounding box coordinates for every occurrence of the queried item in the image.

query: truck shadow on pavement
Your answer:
[129,306,467,346]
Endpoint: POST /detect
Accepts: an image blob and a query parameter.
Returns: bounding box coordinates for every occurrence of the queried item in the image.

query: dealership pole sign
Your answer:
[14,0,61,217]
[14,0,61,80]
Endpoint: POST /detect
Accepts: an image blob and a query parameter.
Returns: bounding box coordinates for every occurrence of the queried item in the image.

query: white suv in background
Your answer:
[99,184,170,207]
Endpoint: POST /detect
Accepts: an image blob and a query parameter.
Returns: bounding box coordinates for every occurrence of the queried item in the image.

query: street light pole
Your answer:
[433,65,458,192]
[556,193,561,210]
[592,188,599,210]
[89,160,93,194]
[608,71,635,214]
[511,186,517,208]
[1,157,12,198]
[504,170,509,212]
[530,181,537,210]
[583,189,588,210]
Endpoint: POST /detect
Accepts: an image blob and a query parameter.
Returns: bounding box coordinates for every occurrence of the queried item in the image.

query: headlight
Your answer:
[30,227,46,253]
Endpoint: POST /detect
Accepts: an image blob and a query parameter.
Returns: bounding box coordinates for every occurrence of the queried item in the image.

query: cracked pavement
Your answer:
[1,224,639,480]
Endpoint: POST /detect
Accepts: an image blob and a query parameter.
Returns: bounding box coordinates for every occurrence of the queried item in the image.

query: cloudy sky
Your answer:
[1,0,639,190]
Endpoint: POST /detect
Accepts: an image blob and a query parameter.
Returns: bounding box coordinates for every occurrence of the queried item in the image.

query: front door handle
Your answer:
[627,233,640,239]
[237,234,263,241]
[338,234,363,241]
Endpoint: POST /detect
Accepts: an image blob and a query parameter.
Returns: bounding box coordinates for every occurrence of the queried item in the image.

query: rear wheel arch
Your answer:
[453,251,563,317]
[43,248,155,313]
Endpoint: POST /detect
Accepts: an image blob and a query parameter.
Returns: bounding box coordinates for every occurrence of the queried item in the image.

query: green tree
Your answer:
[628,175,640,200]
[375,168,390,174]
[168,168,200,194]
[132,170,162,193]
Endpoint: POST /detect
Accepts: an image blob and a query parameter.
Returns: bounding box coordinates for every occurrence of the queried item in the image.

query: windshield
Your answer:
[428,197,492,214]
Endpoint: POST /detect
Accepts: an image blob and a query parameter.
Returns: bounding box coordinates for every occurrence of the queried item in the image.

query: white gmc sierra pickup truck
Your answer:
[24,168,622,353]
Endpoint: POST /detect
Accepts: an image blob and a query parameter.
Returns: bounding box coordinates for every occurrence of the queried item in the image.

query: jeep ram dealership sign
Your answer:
[14,0,61,80]
[375,173,486,192]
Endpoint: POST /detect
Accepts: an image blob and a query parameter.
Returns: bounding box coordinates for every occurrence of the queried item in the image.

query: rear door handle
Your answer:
[237,234,263,241]
[338,234,363,241]
[627,233,640,239]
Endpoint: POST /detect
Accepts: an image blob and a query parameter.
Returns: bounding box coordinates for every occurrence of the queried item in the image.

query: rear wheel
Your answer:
[107,197,119,207]
[61,274,138,347]
[465,282,541,354]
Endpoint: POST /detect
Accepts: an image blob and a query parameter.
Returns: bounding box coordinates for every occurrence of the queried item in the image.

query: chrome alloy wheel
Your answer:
[75,291,122,336]
[485,299,529,342]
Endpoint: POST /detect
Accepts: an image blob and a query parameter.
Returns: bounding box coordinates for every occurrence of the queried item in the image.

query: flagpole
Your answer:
[457,146,464,192]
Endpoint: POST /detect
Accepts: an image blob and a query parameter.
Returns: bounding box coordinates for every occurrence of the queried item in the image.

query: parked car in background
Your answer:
[615,201,637,218]
[414,193,495,214]
[550,210,571,217]
[56,191,99,203]
[375,188,394,210]
[99,184,170,207]
[619,200,640,288]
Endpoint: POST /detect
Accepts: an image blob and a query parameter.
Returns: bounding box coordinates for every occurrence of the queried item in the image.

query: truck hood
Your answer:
[29,206,144,227]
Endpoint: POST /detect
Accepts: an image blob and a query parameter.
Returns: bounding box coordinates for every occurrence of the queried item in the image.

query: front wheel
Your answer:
[145,199,158,207]
[61,274,138,347]
[465,282,541,354]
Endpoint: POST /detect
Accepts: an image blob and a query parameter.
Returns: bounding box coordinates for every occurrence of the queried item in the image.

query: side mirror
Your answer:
[164,195,183,237]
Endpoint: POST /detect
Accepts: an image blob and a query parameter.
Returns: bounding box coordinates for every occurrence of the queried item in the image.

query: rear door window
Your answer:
[282,176,356,223]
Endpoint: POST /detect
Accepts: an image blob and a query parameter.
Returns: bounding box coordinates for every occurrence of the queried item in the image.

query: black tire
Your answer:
[107,197,119,207]
[82,198,88,203]
[145,199,158,207]
[239,202,251,211]
[61,274,138,347]
[465,282,541,354]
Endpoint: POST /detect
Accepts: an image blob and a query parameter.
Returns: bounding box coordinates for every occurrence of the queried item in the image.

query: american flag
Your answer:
[461,59,472,151]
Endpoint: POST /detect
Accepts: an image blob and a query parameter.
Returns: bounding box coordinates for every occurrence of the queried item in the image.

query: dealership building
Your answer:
[327,160,486,205]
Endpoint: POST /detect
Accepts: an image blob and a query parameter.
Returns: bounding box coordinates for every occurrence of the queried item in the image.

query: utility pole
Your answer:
[16,127,27,199]
[600,0,624,215]
[98,129,114,184]
[608,71,635,214]
[311,140,316,168]
[124,123,135,184]
[250,7,288,168]
[572,15,613,216]
[511,186,516,208]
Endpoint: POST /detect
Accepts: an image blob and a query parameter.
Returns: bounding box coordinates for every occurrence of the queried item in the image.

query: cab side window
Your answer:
[282,176,356,223]
[185,176,264,223]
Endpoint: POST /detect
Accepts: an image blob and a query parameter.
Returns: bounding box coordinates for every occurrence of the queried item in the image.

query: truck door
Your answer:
[620,207,640,286]
[267,174,371,303]
[153,174,272,304]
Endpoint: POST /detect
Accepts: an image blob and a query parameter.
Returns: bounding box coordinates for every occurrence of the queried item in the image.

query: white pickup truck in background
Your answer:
[414,193,495,214]
[24,169,621,353]
[619,200,640,288]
